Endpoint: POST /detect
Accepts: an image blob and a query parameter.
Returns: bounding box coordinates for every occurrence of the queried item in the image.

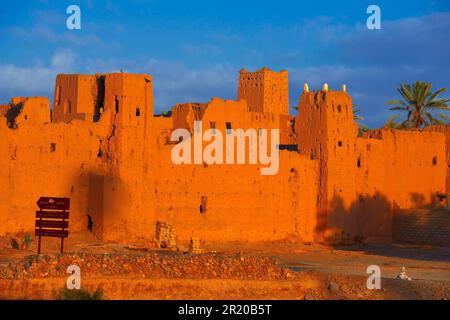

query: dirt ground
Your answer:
[0,231,449,300]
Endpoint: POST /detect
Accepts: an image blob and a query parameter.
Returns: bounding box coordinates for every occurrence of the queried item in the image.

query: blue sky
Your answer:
[1,0,449,127]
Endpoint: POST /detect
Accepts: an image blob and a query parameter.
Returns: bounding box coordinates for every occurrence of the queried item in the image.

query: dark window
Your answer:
[199,196,208,214]
[115,96,119,113]
[50,143,56,152]
[87,215,94,232]
[56,86,61,105]
[338,141,343,147]
[432,156,437,166]
[136,107,140,117]
[226,122,232,134]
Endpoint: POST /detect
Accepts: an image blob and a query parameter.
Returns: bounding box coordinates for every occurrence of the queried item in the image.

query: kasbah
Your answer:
[0,67,449,246]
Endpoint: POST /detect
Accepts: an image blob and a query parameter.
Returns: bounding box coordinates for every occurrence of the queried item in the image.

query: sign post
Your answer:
[35,197,70,254]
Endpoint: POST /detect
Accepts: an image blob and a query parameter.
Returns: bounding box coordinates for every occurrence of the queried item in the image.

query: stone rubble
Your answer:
[0,252,290,281]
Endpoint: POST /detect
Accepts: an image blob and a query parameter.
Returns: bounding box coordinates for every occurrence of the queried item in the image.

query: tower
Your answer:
[237,67,289,115]
[296,87,358,241]
[52,74,99,122]
[98,73,154,241]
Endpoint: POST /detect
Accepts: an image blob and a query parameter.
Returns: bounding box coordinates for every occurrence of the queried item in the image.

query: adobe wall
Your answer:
[423,125,450,194]
[95,96,319,243]
[0,68,448,247]
[0,71,319,245]
[0,97,111,238]
[357,128,447,207]
[0,73,155,242]
[296,89,449,243]
[141,97,319,243]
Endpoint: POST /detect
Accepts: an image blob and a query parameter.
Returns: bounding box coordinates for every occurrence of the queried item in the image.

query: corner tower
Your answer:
[296,85,358,242]
[237,67,289,115]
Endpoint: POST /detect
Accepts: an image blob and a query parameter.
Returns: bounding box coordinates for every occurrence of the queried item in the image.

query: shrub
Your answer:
[10,238,19,249]
[54,287,103,300]
[23,234,32,249]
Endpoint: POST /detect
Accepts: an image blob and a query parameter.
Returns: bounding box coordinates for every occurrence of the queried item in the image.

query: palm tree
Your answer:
[384,114,401,129]
[353,105,369,135]
[386,81,450,128]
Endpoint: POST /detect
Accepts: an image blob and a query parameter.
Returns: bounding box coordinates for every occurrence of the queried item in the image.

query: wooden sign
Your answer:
[36,197,70,211]
[35,197,70,254]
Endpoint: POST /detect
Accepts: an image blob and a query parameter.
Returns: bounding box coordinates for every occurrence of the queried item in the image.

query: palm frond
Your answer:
[384,114,400,128]
[438,113,450,123]
[386,81,450,129]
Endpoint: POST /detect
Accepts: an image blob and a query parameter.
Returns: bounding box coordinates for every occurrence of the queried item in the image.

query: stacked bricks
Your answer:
[189,238,202,254]
[155,221,177,249]
[393,208,450,246]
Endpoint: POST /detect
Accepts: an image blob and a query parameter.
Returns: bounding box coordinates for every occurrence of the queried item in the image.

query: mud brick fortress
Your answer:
[0,68,449,246]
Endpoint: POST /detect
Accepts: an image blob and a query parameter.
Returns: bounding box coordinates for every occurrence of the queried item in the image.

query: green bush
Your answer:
[10,238,19,249]
[23,234,32,249]
[54,287,103,300]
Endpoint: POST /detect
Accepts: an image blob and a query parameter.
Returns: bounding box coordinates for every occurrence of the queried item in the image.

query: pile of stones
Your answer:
[0,253,291,281]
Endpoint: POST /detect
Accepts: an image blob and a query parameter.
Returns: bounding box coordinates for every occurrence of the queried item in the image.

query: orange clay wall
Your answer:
[0,96,110,237]
[0,68,448,246]
[96,93,318,243]
[0,71,318,244]
[296,89,449,243]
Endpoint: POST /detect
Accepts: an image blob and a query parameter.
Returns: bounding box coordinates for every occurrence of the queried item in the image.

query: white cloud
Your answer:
[0,64,54,95]
[51,50,77,69]
[0,50,77,102]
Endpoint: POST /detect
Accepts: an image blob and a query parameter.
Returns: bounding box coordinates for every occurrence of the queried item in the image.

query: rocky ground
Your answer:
[0,232,449,300]
[0,253,288,280]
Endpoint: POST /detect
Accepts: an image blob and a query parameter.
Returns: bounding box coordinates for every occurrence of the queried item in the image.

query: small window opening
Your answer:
[432,156,437,166]
[136,107,140,117]
[337,105,342,113]
[50,143,56,152]
[87,215,94,232]
[115,96,119,113]
[337,141,343,147]
[210,121,216,133]
[357,157,361,168]
[199,196,208,214]
[226,122,232,134]
[56,86,61,105]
